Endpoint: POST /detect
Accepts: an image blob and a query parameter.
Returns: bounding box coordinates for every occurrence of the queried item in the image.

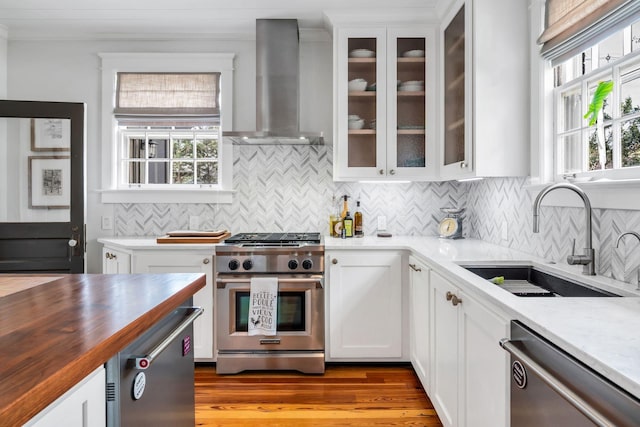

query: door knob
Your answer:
[203,258,210,264]
[68,239,78,247]
[332,258,338,264]
[389,169,396,175]
[379,169,385,175]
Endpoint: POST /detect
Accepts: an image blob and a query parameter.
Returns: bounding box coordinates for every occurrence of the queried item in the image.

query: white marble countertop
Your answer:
[100,234,640,398]
[326,235,640,399]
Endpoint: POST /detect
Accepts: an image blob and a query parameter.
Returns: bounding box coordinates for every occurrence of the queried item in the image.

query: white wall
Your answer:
[6,36,333,273]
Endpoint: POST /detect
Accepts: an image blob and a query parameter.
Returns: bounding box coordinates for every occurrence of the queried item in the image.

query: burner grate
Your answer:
[225,232,321,245]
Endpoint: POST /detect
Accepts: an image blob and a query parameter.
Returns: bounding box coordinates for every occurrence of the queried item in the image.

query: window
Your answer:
[553,20,640,179]
[99,53,235,204]
[121,129,220,186]
[116,72,221,187]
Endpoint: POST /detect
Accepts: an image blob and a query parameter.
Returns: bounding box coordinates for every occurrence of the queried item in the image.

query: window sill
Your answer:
[525,178,640,210]
[98,188,234,204]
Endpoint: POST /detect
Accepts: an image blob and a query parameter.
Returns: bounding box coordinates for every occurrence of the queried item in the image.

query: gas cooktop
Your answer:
[225,232,321,245]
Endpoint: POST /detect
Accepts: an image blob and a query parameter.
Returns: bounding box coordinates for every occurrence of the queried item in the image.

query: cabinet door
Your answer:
[409,256,430,393]
[102,247,131,274]
[132,252,214,360]
[429,270,460,427]
[328,250,402,359]
[25,367,105,427]
[387,28,434,179]
[440,0,473,179]
[459,292,509,427]
[334,28,388,180]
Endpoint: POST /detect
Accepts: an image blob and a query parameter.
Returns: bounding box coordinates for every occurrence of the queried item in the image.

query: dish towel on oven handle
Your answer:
[248,277,278,336]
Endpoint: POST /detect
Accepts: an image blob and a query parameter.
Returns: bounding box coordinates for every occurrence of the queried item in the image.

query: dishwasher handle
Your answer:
[132,306,203,370]
[499,338,616,427]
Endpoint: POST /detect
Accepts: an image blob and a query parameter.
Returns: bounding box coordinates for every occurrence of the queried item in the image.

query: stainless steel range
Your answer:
[215,232,324,374]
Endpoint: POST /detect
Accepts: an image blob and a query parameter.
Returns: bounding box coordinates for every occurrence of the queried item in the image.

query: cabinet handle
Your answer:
[332,258,338,264]
[379,169,385,175]
[105,252,110,259]
[446,291,462,306]
[460,162,468,169]
[389,169,396,175]
[203,258,210,264]
[409,263,422,272]
[105,252,116,260]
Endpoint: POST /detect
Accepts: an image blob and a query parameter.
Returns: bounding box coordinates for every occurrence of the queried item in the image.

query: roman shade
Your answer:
[115,72,220,118]
[539,0,640,63]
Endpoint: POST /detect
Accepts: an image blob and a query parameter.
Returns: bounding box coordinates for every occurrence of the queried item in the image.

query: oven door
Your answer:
[216,276,324,351]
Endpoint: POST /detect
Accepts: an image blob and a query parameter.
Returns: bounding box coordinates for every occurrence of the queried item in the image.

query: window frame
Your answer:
[98,52,235,204]
[552,35,640,182]
[531,1,640,211]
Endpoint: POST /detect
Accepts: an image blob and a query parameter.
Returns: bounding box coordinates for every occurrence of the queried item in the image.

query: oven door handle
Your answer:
[216,277,324,289]
[500,338,616,427]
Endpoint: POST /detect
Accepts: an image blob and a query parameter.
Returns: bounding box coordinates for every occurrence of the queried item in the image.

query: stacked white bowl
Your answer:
[348,78,367,92]
[399,80,424,92]
[348,114,365,130]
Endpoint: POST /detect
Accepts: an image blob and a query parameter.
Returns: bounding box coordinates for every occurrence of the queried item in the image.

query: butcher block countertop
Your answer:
[0,273,206,427]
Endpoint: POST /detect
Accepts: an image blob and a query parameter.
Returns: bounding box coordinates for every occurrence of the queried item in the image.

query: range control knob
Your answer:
[302,259,314,270]
[288,259,299,270]
[242,259,253,271]
[228,259,240,270]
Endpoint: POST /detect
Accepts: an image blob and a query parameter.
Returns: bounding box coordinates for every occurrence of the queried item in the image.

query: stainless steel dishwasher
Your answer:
[105,302,203,427]
[500,321,640,426]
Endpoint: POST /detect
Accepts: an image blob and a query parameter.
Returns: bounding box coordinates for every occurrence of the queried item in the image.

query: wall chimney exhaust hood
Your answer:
[224,19,324,145]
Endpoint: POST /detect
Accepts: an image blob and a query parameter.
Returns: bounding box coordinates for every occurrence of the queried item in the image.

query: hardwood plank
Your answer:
[195,364,443,426]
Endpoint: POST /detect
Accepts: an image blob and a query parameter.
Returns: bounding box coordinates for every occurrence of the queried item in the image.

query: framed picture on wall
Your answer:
[30,118,71,151]
[28,156,70,209]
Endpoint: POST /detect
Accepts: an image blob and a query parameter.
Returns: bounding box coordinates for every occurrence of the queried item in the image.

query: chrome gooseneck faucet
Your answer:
[532,183,596,275]
[615,231,640,248]
[615,231,640,290]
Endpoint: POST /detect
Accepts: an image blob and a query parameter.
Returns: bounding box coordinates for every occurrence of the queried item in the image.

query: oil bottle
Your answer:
[354,200,363,237]
[343,211,354,238]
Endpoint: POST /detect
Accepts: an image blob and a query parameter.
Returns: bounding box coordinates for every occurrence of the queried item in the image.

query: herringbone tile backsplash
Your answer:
[113,145,640,283]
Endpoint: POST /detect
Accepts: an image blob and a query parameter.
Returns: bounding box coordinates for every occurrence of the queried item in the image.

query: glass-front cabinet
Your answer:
[442,3,471,178]
[439,0,529,180]
[334,27,435,181]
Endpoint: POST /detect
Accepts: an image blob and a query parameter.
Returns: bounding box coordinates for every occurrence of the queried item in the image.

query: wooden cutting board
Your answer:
[156,231,231,244]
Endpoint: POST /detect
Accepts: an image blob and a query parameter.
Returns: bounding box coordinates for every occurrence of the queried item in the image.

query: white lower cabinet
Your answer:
[24,367,105,427]
[409,256,430,393]
[102,247,130,274]
[429,269,509,427]
[132,251,214,360]
[327,250,406,360]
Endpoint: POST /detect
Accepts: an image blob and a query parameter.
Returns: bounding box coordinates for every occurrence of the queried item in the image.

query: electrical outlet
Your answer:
[101,216,113,230]
[189,215,200,230]
[377,216,387,230]
[501,221,508,241]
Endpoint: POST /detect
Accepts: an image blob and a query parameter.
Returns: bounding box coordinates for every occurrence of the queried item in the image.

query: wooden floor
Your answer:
[195,364,443,426]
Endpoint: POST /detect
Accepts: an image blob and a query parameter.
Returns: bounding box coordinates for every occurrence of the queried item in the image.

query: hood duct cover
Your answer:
[225,19,324,145]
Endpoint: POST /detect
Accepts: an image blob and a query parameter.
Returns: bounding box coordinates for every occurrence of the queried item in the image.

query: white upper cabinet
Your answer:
[332,25,437,181]
[440,0,529,180]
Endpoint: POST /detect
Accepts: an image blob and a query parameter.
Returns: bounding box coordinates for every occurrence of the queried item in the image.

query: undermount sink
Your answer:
[460,265,621,297]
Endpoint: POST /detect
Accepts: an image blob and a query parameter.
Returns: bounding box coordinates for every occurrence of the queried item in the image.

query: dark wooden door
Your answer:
[0,100,85,273]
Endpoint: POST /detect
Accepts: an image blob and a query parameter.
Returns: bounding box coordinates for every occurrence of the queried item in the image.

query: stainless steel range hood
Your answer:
[225,19,324,145]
